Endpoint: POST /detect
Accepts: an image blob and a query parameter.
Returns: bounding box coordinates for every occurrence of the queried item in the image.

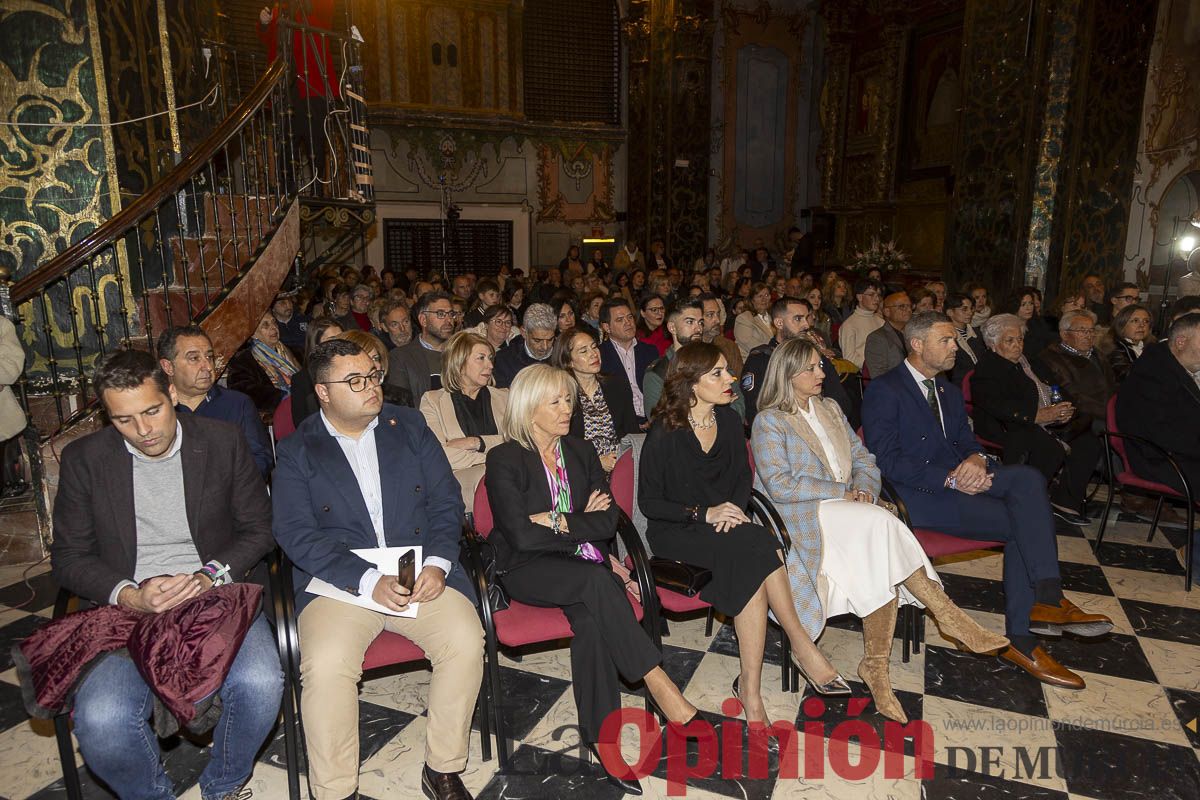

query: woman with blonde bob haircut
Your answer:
[750,338,1009,724]
[420,331,508,511]
[484,365,698,795]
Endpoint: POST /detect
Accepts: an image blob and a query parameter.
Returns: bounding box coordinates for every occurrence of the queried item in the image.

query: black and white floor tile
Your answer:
[1,499,1199,799]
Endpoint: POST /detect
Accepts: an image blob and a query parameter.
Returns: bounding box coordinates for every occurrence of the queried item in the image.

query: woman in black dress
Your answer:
[639,343,848,728]
[552,327,637,472]
[485,365,697,795]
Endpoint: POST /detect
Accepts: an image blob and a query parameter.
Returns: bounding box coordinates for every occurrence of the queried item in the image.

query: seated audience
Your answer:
[1117,313,1200,573]
[228,311,300,415]
[325,283,352,323]
[343,284,375,331]
[338,329,413,408]
[637,294,671,356]
[925,280,947,311]
[641,342,849,727]
[379,297,413,350]
[1036,309,1116,429]
[463,278,501,327]
[909,287,936,314]
[273,339,483,800]
[837,279,885,369]
[863,312,1113,689]
[863,291,912,379]
[807,286,833,343]
[291,317,344,427]
[158,325,273,479]
[823,276,853,326]
[52,350,279,800]
[1082,273,1107,323]
[1004,286,1058,362]
[945,291,987,384]
[494,303,558,388]
[1105,282,1141,328]
[733,282,774,359]
[752,338,1008,722]
[420,331,509,512]
[644,300,746,420]
[971,314,1101,525]
[388,290,459,406]
[1101,303,1154,383]
[700,293,744,378]
[272,289,310,356]
[965,282,992,327]
[486,365,696,795]
[741,296,855,427]
[553,326,637,471]
[473,303,517,352]
[599,297,658,422]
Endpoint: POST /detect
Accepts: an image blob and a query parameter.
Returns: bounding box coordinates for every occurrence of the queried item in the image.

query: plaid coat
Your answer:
[750,400,880,640]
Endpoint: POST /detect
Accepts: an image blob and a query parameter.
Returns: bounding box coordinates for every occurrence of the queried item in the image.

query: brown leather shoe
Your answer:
[1000,646,1085,689]
[1029,598,1114,638]
[422,765,473,800]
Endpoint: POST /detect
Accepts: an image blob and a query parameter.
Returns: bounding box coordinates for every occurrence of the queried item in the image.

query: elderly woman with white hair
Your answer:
[750,338,1009,724]
[969,313,1102,525]
[484,364,698,795]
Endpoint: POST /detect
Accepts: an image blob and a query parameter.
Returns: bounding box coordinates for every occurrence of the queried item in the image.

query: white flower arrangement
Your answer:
[851,237,910,274]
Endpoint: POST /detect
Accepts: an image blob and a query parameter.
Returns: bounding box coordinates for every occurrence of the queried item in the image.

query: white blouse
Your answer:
[798,401,847,483]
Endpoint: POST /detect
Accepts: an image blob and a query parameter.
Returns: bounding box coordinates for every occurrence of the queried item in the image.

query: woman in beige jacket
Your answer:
[419,331,509,512]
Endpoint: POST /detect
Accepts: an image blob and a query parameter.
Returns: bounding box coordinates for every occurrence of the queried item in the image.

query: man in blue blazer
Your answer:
[272,339,483,800]
[598,297,658,422]
[863,312,1112,691]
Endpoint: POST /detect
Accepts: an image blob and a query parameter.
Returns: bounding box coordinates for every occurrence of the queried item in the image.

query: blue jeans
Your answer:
[73,613,284,800]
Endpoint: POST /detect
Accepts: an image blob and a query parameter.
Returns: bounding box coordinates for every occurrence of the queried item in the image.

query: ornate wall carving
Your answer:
[536,143,616,225]
[626,0,714,261]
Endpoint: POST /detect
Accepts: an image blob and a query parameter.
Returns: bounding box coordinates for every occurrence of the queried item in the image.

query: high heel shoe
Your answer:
[585,742,643,795]
[790,656,852,696]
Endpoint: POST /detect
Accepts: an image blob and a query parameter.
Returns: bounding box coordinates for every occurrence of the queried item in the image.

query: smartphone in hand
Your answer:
[397,550,416,593]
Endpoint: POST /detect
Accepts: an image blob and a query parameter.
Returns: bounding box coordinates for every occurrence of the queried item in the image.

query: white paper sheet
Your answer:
[305,546,422,618]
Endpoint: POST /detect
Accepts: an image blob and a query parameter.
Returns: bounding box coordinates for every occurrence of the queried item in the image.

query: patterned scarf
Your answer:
[542,441,603,563]
[1018,354,1053,411]
[251,339,299,392]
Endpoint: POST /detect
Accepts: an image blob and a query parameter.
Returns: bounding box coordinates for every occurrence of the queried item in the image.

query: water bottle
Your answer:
[1049,385,1063,404]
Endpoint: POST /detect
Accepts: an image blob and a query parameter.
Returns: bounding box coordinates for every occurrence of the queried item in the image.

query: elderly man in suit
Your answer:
[51,349,280,800]
[598,297,658,423]
[1117,313,1200,576]
[272,339,483,800]
[387,290,459,407]
[863,312,1112,691]
[1036,309,1116,429]
[863,291,912,379]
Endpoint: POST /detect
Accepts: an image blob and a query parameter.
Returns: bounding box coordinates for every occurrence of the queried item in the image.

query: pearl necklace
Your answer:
[688,408,717,429]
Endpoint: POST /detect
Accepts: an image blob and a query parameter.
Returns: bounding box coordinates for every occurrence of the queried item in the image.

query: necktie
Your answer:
[922,378,942,429]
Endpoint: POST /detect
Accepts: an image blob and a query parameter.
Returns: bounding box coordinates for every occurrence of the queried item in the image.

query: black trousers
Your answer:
[1001,426,1101,512]
[501,553,662,743]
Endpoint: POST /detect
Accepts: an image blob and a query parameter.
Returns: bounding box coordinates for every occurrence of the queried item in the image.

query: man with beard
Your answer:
[388,290,459,407]
[643,299,745,420]
[493,303,558,388]
[699,293,743,378]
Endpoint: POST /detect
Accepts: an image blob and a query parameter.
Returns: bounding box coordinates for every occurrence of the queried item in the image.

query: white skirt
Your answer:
[816,499,941,620]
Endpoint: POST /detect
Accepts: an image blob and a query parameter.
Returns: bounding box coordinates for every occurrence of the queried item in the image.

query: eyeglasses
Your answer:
[1065,327,1098,336]
[323,370,385,392]
[645,306,665,314]
[423,309,462,320]
[1113,294,1139,302]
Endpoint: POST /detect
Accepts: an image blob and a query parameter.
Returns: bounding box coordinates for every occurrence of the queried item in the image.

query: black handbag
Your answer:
[648,557,712,597]
[473,538,511,611]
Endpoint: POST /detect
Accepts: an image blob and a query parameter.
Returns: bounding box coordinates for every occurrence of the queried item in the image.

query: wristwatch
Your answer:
[476,436,485,453]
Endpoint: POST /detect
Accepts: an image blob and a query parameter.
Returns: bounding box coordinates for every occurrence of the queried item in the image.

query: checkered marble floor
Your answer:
[2,498,1199,799]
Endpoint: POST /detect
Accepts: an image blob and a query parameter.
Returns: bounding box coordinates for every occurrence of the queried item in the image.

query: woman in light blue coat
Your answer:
[750,338,1009,723]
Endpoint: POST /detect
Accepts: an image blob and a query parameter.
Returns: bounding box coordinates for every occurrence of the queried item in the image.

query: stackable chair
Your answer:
[959,370,1005,455]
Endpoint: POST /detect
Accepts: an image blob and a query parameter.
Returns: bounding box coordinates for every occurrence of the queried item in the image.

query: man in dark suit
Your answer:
[272,339,483,800]
[388,290,458,407]
[598,297,658,422]
[863,312,1112,691]
[493,302,558,388]
[1117,313,1200,574]
[51,350,280,800]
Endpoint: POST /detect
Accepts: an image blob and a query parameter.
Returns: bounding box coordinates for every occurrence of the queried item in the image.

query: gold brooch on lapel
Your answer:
[389,418,397,426]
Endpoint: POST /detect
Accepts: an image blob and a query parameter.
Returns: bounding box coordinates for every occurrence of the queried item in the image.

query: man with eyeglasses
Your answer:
[1035,309,1116,430]
[863,291,913,379]
[493,303,558,388]
[1105,282,1140,326]
[388,290,459,407]
[273,339,483,800]
[838,278,886,369]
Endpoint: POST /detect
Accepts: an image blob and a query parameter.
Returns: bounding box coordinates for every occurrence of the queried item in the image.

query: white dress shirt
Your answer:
[320,411,452,600]
[798,401,846,482]
[904,359,945,435]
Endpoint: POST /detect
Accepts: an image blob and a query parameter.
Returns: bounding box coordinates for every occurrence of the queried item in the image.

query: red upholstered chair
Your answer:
[272,395,295,442]
[960,370,1005,455]
[467,475,658,767]
[273,549,494,799]
[853,427,1005,660]
[1098,395,1194,590]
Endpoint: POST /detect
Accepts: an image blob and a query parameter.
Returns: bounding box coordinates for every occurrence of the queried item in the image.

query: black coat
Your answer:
[1116,341,1200,486]
[484,437,618,573]
[569,374,638,441]
[227,345,294,415]
[969,349,1042,443]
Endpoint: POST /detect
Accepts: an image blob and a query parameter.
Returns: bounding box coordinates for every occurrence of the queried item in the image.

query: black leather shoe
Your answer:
[585,742,643,795]
[421,765,473,800]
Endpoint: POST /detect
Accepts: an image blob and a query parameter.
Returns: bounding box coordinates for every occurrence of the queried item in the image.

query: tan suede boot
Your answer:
[858,597,907,724]
[903,568,1010,654]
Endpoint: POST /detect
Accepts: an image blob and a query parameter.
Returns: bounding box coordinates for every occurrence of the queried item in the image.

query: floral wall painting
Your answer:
[900,19,964,180]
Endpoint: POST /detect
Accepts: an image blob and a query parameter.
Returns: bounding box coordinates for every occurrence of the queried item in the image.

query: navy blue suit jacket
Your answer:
[599,339,657,393]
[861,362,986,530]
[271,403,470,614]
